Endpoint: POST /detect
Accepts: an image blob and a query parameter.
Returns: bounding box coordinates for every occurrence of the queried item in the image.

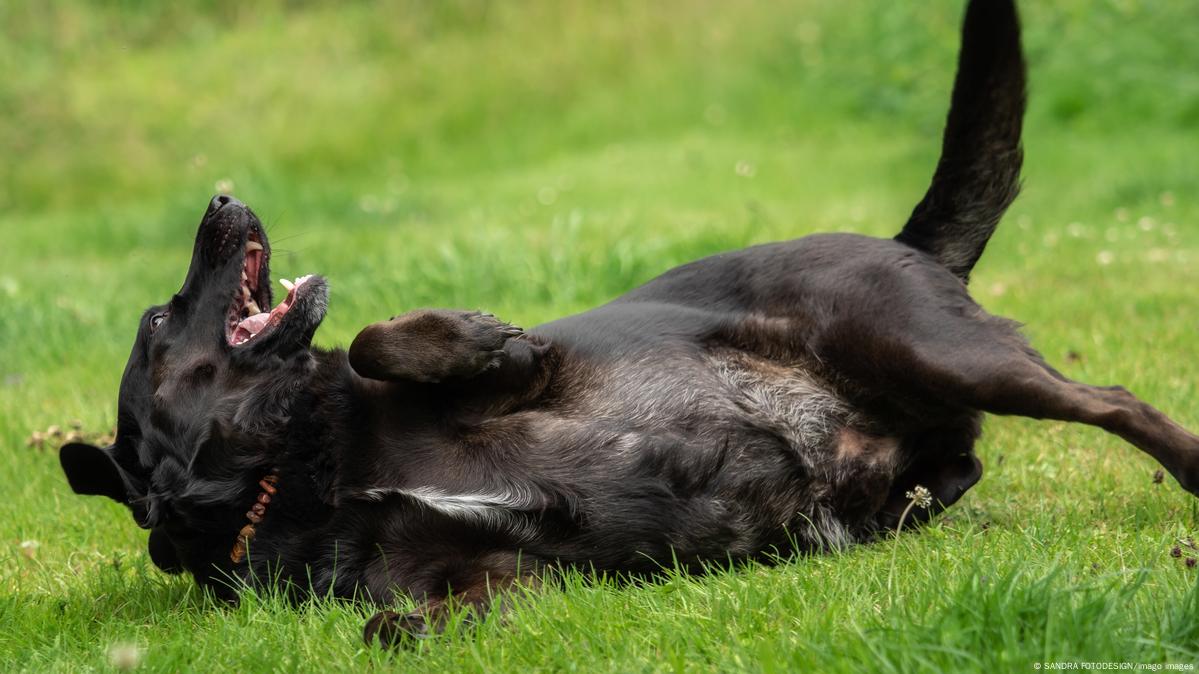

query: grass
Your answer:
[2,0,1199,670]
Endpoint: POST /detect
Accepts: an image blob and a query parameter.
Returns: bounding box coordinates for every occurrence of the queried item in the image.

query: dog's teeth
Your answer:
[245,241,263,252]
[279,278,294,291]
[246,300,261,314]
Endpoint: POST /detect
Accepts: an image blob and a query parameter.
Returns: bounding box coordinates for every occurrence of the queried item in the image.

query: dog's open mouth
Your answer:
[225,233,316,347]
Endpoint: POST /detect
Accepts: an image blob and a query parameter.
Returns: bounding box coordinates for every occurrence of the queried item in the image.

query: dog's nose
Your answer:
[208,194,244,215]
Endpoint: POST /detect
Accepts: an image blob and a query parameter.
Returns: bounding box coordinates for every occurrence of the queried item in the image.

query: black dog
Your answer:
[60,0,1199,647]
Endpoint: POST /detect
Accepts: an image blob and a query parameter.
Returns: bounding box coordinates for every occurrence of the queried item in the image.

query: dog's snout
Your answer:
[208,194,244,216]
[199,194,253,261]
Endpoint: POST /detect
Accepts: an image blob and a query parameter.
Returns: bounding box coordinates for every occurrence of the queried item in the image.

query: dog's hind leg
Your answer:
[876,420,984,531]
[955,354,1199,495]
[824,311,1199,498]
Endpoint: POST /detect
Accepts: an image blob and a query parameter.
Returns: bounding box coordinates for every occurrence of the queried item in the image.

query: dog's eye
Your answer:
[150,312,168,333]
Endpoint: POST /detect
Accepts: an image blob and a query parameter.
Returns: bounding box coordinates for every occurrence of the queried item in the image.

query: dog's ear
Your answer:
[148,528,184,574]
[59,442,130,503]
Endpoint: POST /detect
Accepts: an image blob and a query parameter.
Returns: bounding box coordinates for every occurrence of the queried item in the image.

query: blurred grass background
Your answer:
[2,0,1198,671]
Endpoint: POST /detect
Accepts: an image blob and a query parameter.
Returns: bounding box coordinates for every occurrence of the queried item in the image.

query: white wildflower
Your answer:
[905,485,933,509]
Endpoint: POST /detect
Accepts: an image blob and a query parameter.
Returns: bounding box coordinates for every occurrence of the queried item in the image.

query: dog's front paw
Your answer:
[363,610,430,649]
[349,309,525,383]
[458,311,524,374]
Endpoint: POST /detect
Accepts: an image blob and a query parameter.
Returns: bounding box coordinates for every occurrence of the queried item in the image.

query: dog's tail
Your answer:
[895,0,1026,283]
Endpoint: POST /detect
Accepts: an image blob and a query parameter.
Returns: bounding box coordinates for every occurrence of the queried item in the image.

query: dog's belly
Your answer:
[542,346,905,564]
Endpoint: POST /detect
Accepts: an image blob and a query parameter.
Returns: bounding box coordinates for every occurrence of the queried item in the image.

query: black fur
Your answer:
[61,0,1199,646]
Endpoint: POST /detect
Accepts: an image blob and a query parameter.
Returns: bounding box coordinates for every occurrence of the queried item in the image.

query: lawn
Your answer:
[2,0,1199,671]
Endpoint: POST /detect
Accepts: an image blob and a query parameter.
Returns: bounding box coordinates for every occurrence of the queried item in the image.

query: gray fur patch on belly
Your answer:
[707,349,904,550]
[708,350,856,467]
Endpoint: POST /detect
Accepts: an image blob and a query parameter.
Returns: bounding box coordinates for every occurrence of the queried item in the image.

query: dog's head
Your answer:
[60,195,328,576]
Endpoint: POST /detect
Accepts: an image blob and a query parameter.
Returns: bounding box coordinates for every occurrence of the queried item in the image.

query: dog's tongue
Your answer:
[233,312,271,342]
[231,282,301,344]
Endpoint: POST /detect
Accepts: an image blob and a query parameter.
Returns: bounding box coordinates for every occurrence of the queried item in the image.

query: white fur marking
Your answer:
[355,486,539,540]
